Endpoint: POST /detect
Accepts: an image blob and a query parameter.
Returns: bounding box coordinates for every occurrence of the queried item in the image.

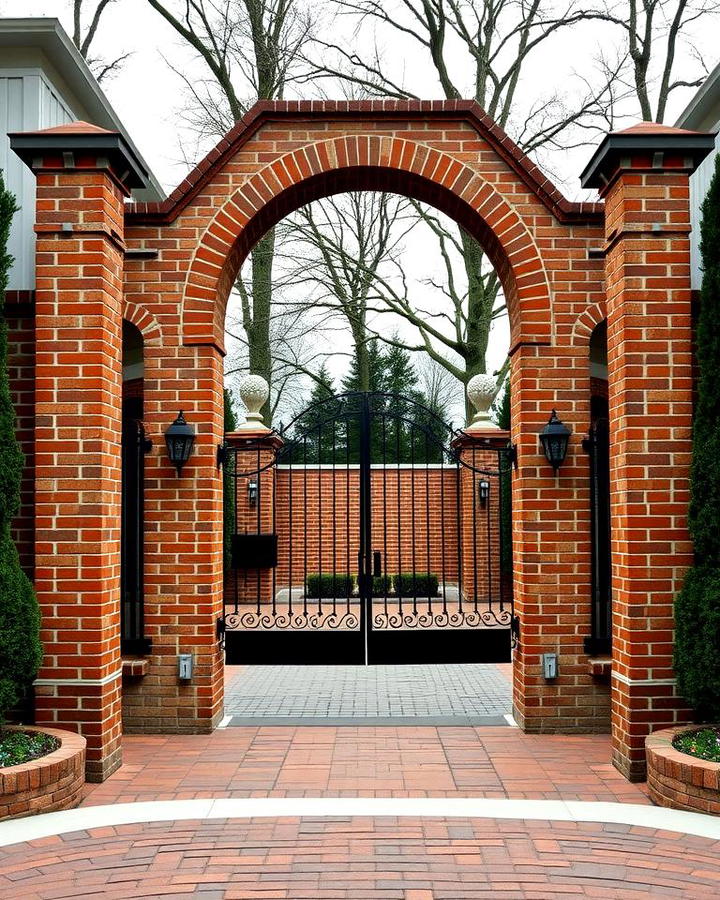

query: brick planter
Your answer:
[646,725,720,815]
[0,726,86,821]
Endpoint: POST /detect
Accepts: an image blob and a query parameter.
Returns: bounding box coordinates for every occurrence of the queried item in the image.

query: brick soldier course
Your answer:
[7,101,715,783]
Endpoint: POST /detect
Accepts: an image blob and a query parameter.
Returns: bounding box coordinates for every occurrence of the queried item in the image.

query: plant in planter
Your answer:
[0,730,58,768]
[674,154,720,723]
[0,172,43,743]
[673,726,720,763]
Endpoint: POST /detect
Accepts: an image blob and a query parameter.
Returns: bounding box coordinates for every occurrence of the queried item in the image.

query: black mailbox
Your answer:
[231,533,278,569]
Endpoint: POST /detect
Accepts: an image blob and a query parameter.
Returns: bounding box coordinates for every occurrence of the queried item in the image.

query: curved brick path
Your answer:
[1,816,719,898]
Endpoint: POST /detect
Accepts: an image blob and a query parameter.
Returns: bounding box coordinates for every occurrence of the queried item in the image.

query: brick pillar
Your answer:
[223,428,282,609]
[11,123,149,781]
[581,123,715,780]
[453,426,510,610]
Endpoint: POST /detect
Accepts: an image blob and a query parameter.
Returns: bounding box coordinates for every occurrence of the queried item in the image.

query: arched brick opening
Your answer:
[12,100,711,783]
[181,139,553,354]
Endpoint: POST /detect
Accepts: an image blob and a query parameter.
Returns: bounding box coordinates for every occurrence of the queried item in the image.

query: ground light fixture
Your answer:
[539,410,571,471]
[165,411,195,475]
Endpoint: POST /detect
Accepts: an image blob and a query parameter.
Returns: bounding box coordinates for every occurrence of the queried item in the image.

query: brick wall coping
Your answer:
[0,726,86,822]
[125,100,604,226]
[647,725,720,816]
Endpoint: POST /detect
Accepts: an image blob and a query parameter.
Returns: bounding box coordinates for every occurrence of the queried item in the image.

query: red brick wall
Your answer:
[274,466,460,585]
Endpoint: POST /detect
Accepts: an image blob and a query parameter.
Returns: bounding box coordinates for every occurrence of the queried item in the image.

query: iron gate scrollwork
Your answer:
[219,391,516,664]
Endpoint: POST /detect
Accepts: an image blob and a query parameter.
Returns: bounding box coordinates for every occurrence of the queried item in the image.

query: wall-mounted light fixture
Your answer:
[165,411,195,475]
[478,479,490,505]
[539,410,571,471]
[248,479,258,506]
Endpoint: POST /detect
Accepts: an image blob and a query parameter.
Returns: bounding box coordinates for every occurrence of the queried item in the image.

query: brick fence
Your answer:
[7,102,714,782]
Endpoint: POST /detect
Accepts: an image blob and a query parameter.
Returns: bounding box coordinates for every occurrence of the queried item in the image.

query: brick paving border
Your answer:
[1,815,719,898]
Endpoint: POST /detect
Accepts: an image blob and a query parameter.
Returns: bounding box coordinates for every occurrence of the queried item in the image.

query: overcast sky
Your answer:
[2,0,717,421]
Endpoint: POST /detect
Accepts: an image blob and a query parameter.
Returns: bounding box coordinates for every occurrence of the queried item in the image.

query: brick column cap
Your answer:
[452,427,510,451]
[225,429,284,450]
[9,120,150,191]
[580,121,715,191]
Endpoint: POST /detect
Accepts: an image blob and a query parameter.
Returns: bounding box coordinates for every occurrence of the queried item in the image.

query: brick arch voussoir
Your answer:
[571,300,608,347]
[183,134,553,351]
[123,301,163,347]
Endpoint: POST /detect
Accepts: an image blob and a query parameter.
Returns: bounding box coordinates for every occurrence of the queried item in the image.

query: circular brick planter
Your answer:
[646,725,720,815]
[0,726,86,822]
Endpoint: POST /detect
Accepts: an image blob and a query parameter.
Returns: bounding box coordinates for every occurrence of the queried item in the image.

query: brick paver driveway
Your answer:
[82,727,647,804]
[223,664,512,724]
[3,663,718,897]
[2,816,719,898]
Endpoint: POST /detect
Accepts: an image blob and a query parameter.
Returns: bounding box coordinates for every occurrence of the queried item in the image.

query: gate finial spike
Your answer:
[237,374,270,431]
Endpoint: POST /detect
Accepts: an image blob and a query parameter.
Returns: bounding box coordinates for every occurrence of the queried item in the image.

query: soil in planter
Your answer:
[0,730,59,768]
[673,727,720,763]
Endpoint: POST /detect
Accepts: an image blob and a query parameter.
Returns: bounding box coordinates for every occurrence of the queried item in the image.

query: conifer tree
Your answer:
[674,154,720,720]
[341,339,385,394]
[0,173,42,722]
[299,364,339,463]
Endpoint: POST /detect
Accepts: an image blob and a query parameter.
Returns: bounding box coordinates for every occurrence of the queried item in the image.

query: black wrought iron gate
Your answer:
[220,392,515,665]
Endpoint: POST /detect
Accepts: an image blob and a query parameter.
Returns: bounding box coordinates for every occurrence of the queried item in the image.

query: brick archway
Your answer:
[181,136,553,353]
[11,101,713,784]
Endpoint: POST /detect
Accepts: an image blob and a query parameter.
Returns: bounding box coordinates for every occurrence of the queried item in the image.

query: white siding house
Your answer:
[676,60,720,290]
[0,18,163,292]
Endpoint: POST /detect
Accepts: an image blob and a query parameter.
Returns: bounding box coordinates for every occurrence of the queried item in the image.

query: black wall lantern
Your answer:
[478,479,490,505]
[165,411,195,475]
[539,410,571,471]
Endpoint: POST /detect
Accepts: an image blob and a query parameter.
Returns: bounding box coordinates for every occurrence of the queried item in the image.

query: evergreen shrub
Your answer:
[371,574,392,596]
[0,172,42,723]
[395,573,439,597]
[305,573,355,598]
[674,154,720,720]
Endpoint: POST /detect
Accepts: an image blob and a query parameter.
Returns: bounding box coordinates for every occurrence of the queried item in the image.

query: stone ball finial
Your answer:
[467,373,498,426]
[237,374,270,430]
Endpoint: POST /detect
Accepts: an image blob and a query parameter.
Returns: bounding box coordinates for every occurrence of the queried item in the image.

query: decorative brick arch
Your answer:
[571,300,608,346]
[181,134,553,353]
[122,301,162,346]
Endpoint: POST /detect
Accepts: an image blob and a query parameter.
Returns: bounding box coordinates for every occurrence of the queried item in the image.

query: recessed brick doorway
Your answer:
[223,662,513,726]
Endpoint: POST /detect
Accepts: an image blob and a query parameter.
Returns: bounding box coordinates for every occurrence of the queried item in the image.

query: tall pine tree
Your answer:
[0,173,42,722]
[295,364,339,464]
[674,154,720,720]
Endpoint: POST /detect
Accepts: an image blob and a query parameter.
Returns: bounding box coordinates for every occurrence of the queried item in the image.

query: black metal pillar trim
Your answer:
[583,418,612,655]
